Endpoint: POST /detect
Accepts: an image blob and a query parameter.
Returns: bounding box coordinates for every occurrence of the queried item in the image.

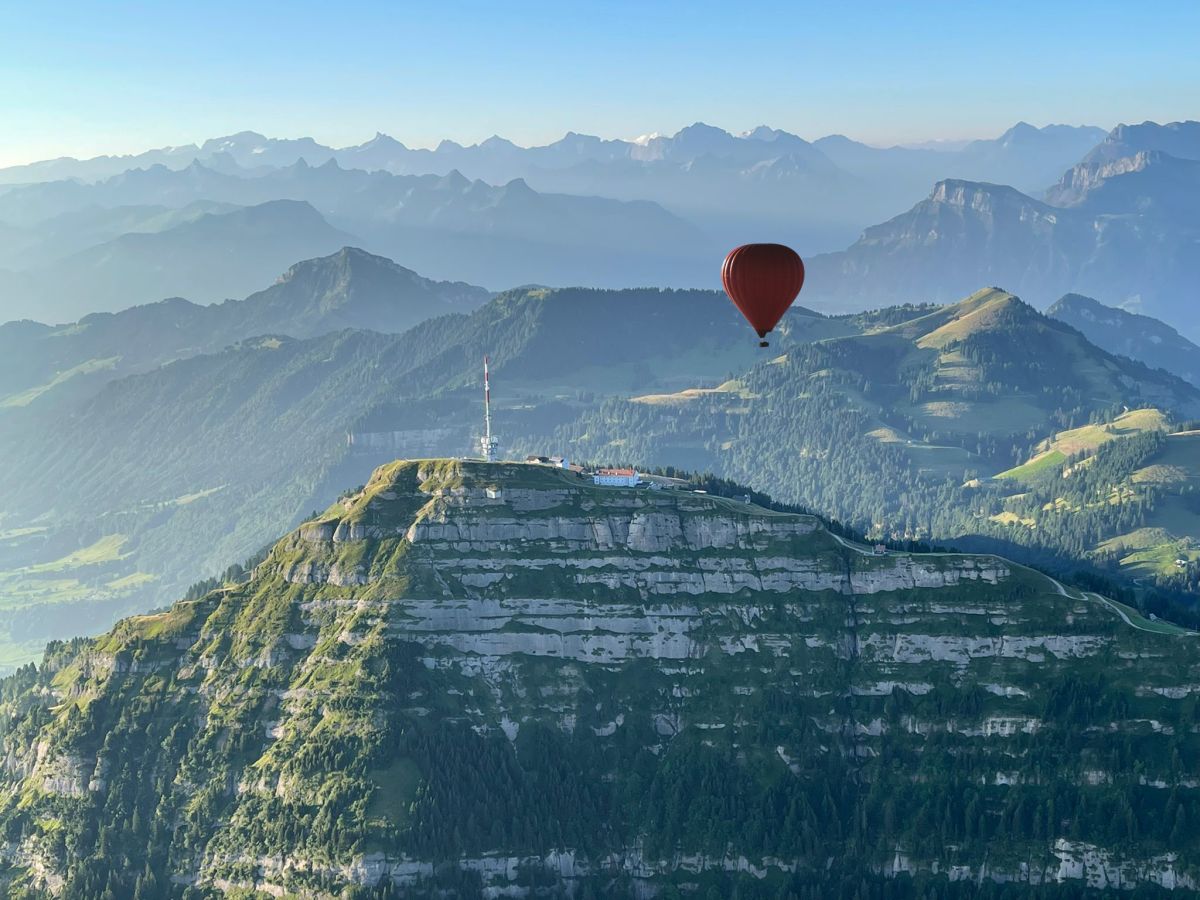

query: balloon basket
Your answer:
[759,340,769,348]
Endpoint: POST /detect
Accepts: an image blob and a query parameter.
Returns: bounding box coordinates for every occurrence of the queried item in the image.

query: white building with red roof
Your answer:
[592,467,640,487]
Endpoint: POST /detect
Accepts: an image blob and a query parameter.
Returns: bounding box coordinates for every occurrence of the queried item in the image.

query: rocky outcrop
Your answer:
[1047,151,1159,207]
[4,460,1199,898]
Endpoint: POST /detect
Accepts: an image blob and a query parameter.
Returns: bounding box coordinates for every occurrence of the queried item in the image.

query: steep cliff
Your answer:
[1,460,1198,898]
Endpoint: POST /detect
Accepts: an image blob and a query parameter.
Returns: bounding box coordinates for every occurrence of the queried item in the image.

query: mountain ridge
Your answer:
[0,281,828,667]
[6,199,354,321]
[230,246,489,338]
[0,246,489,409]
[2,283,1197,675]
[0,121,1114,277]
[1048,293,1200,387]
[0,157,714,318]
[1,458,1197,896]
[805,161,1200,332]
[555,287,1200,580]
[0,121,1107,185]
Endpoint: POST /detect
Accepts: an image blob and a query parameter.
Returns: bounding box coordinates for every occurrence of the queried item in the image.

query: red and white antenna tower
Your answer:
[479,356,499,462]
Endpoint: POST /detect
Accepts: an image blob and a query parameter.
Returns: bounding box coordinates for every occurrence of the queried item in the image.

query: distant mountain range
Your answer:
[1046,121,1200,217]
[2,200,354,322]
[0,121,1106,196]
[805,121,1200,336]
[1065,120,1200,169]
[814,121,1108,199]
[1048,293,1200,387]
[0,159,712,319]
[0,246,489,409]
[13,120,1200,336]
[0,122,1110,308]
[0,199,240,270]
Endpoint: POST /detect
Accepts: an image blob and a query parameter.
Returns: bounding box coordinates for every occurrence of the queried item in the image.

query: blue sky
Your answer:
[1,0,1197,165]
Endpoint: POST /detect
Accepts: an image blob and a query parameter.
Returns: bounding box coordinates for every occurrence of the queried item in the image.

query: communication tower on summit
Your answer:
[479,356,499,462]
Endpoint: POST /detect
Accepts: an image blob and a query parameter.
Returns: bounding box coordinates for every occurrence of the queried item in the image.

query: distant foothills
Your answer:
[1,120,1197,335]
[1,243,1199,671]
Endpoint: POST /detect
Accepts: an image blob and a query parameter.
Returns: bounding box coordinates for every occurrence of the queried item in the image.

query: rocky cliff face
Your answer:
[806,179,1078,308]
[806,146,1200,321]
[1,459,1198,898]
[1046,150,1159,207]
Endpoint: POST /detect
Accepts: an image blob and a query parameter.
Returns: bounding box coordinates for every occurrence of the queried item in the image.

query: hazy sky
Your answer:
[1,0,1197,166]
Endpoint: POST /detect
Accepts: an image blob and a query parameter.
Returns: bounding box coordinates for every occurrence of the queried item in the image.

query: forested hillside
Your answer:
[4,282,1199,671]
[0,285,838,669]
[1,460,1197,897]
[551,291,1200,613]
[0,247,488,410]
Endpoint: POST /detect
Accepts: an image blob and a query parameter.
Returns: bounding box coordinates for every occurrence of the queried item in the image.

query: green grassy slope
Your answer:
[991,420,1200,584]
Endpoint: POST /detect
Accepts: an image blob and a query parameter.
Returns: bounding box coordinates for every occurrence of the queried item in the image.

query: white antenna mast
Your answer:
[479,355,498,462]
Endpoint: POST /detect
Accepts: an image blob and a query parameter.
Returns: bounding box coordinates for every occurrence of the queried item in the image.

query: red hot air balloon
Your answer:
[721,243,805,347]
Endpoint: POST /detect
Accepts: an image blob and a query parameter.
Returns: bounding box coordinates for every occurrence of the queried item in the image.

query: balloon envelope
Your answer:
[721,244,805,341]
